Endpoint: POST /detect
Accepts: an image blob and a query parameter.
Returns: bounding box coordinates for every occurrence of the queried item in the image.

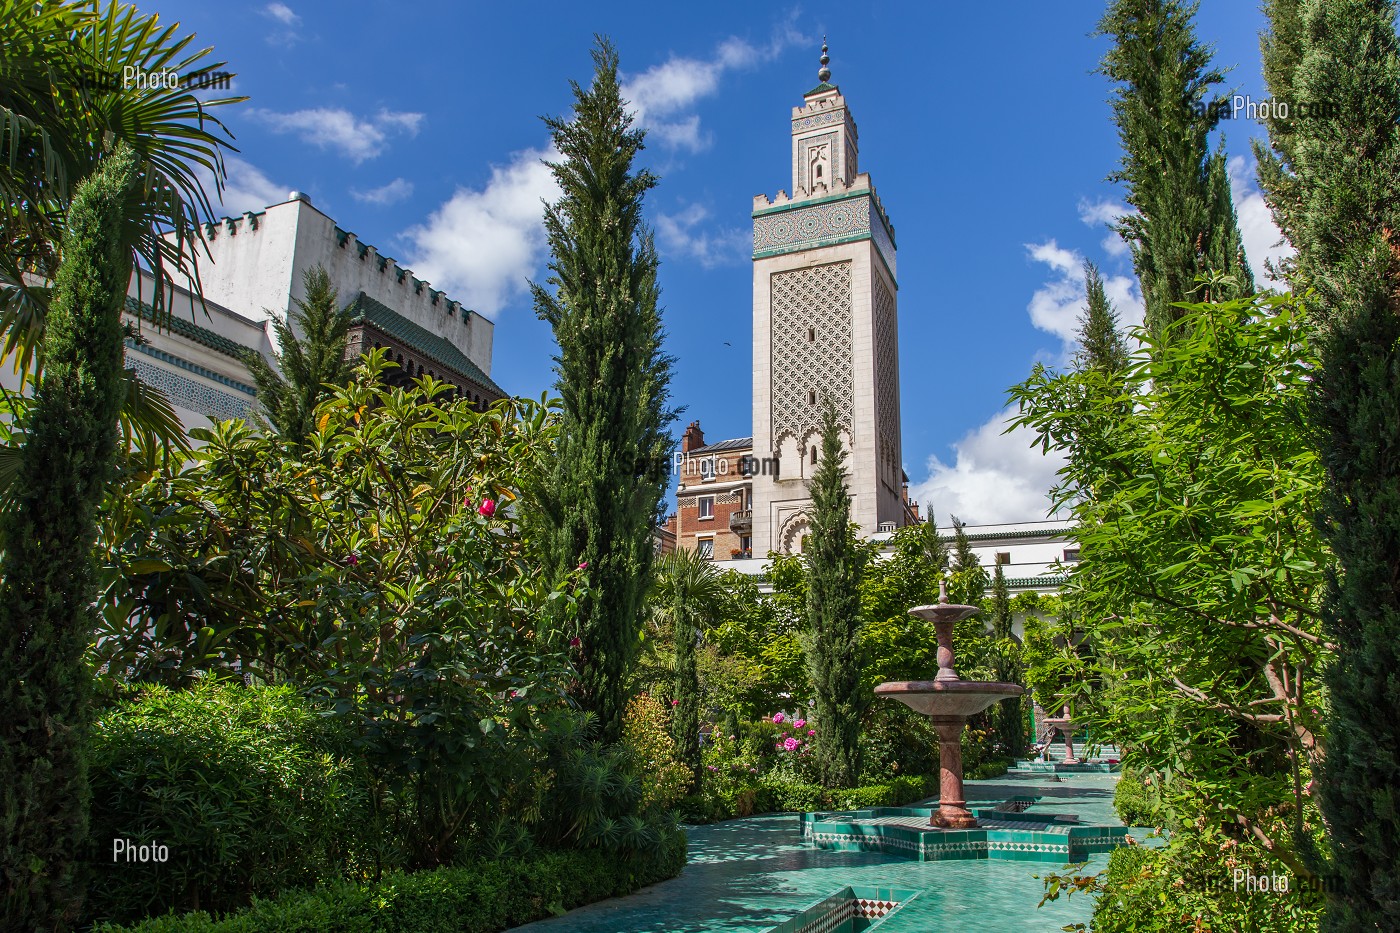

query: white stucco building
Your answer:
[2,190,507,437]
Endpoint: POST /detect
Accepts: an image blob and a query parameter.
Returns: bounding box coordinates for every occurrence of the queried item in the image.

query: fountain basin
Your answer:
[874,680,1023,718]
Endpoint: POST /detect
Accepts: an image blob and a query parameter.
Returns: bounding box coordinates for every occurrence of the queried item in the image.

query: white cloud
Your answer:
[910,411,1066,526]
[1227,154,1293,285]
[263,2,299,25]
[1025,239,1145,353]
[1077,197,1134,257]
[400,147,560,318]
[195,156,286,216]
[654,203,748,268]
[261,3,301,46]
[247,107,424,163]
[351,177,414,206]
[620,23,803,152]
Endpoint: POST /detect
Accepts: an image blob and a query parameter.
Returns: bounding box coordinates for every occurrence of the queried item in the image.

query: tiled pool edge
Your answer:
[764,885,921,933]
[799,808,1131,863]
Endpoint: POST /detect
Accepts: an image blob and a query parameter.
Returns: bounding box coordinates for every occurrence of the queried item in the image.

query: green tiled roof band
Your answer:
[347,292,503,396]
[124,296,249,362]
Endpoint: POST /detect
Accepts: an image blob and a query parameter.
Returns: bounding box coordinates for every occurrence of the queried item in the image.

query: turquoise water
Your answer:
[510,772,1124,932]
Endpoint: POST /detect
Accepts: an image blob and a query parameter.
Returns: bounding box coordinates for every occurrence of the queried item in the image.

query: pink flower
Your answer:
[773,712,786,724]
[671,699,679,707]
[578,561,588,570]
[346,552,359,567]
[793,718,806,729]
[808,729,815,736]
[775,742,783,750]
[783,737,799,752]
[478,498,497,517]
[569,637,581,648]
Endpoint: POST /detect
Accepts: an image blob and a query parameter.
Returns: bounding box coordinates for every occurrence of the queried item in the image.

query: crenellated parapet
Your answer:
[328,226,474,323]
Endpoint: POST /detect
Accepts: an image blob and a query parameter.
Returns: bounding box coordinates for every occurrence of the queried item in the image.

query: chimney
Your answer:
[681,420,705,453]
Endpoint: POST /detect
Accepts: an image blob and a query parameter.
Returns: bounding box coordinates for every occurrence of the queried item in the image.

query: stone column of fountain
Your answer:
[874,580,1024,829]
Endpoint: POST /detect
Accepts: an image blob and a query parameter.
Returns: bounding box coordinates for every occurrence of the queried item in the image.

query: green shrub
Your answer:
[966,757,1013,780]
[1112,768,1162,828]
[1090,824,1323,932]
[621,694,691,809]
[679,773,937,824]
[96,834,687,933]
[84,681,379,926]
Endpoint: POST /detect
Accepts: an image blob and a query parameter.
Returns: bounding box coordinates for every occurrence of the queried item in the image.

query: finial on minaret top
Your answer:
[818,37,831,83]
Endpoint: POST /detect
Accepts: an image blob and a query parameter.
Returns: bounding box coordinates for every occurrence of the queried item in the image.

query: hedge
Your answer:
[678,773,942,824]
[85,681,378,926]
[95,833,687,933]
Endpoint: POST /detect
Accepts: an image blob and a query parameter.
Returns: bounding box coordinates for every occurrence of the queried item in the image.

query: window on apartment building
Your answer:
[697,538,714,560]
[808,389,817,406]
[699,457,715,479]
[740,536,751,553]
[1063,548,1081,563]
[995,552,1011,566]
[698,496,714,520]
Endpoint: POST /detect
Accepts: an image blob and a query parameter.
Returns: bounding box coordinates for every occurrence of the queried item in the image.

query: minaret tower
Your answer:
[750,41,904,553]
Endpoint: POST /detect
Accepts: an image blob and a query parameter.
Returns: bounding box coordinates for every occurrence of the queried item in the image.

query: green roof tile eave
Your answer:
[347,292,504,397]
[123,296,251,362]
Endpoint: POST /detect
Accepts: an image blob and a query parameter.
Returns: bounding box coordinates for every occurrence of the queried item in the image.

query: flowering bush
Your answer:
[621,694,691,809]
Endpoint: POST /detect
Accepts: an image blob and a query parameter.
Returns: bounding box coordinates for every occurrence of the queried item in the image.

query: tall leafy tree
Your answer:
[651,548,726,784]
[0,143,138,932]
[1013,293,1331,912]
[532,37,675,745]
[804,398,867,788]
[1097,0,1253,335]
[245,265,353,450]
[1255,1,1400,926]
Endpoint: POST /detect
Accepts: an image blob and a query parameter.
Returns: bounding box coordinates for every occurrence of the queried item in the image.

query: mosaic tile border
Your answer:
[766,885,918,933]
[126,353,254,422]
[799,806,1132,864]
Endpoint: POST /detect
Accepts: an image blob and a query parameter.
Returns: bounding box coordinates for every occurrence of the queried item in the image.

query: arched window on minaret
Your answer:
[809,145,828,188]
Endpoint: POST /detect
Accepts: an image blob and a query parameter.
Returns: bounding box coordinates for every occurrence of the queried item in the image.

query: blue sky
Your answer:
[159,0,1288,525]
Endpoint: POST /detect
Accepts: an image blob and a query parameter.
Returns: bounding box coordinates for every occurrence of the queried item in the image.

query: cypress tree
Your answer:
[948,516,987,605]
[0,143,138,931]
[804,398,867,788]
[988,564,1026,756]
[1098,0,1253,335]
[245,265,352,450]
[1257,1,1400,926]
[532,37,675,745]
[1074,261,1130,375]
[653,548,724,784]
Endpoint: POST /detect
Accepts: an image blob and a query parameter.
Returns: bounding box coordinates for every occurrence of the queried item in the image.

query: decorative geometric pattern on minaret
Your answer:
[770,261,854,444]
[874,275,899,479]
[754,198,871,255]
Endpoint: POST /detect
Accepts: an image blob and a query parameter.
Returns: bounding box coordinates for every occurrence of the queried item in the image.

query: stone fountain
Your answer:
[873,580,1024,829]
